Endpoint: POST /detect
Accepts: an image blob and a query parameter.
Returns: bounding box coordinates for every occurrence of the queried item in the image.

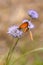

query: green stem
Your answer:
[5,38,19,65]
[12,48,43,65]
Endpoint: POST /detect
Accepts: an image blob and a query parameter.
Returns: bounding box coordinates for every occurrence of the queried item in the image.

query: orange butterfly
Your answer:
[19,22,29,32]
[18,22,33,40]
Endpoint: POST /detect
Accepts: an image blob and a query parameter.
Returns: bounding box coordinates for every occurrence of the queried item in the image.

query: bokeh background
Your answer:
[0,0,43,65]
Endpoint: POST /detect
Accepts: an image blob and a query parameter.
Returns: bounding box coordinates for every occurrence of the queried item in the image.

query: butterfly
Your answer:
[18,22,33,40]
[19,22,29,32]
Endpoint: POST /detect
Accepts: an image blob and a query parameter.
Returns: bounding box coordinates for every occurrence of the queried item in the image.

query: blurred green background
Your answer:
[0,0,43,65]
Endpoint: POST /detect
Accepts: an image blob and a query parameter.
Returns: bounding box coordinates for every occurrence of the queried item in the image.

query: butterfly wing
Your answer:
[19,22,28,29]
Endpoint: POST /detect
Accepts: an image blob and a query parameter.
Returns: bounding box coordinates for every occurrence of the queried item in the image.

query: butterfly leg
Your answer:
[24,27,28,32]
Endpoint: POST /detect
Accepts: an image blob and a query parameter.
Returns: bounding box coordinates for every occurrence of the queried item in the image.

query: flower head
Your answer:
[7,25,23,38]
[23,19,34,29]
[28,9,39,19]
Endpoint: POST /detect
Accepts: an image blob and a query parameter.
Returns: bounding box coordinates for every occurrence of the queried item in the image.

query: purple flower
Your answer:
[28,9,39,19]
[7,25,23,38]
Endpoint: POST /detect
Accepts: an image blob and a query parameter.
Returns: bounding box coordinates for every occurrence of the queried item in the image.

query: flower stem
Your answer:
[4,38,19,65]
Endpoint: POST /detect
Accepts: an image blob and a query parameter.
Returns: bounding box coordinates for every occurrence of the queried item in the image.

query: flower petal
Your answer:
[28,21,34,29]
[23,19,29,23]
